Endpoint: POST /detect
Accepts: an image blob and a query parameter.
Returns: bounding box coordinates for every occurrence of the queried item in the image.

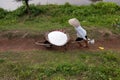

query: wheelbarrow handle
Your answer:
[35,41,51,46]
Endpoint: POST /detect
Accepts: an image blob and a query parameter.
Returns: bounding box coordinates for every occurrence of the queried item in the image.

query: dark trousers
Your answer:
[75,36,87,41]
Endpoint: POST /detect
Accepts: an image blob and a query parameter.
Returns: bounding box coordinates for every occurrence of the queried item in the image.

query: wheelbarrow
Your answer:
[35,30,70,47]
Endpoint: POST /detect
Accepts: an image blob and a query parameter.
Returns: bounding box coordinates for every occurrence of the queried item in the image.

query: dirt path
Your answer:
[0,37,120,52]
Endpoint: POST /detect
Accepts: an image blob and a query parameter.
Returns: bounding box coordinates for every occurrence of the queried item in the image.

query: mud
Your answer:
[0,37,119,52]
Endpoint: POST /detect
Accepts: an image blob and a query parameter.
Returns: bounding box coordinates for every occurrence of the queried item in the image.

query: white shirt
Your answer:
[75,26,87,40]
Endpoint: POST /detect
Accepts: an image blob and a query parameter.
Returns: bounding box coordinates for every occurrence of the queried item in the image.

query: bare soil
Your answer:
[0,36,119,52]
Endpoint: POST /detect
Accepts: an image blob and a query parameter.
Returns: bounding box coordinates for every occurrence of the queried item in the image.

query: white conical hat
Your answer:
[68,18,80,27]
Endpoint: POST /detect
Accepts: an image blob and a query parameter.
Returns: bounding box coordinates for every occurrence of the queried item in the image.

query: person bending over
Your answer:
[68,18,88,47]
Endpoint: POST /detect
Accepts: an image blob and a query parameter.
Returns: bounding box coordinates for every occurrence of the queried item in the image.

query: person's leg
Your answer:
[75,37,83,47]
[83,40,88,48]
[83,36,88,47]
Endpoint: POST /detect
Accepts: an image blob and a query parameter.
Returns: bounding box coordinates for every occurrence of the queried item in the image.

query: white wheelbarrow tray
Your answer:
[35,30,70,47]
[45,31,70,46]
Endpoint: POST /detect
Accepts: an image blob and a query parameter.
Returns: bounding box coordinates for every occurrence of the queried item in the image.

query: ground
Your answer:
[0,30,119,52]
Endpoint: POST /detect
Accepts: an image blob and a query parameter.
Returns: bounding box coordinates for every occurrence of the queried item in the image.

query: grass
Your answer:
[0,2,120,33]
[0,50,120,80]
[0,15,66,32]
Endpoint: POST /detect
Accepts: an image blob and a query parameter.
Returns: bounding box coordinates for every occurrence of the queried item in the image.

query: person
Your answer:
[68,18,88,47]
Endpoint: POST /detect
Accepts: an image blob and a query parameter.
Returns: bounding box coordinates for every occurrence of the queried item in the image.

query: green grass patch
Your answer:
[0,50,120,80]
[0,2,120,32]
